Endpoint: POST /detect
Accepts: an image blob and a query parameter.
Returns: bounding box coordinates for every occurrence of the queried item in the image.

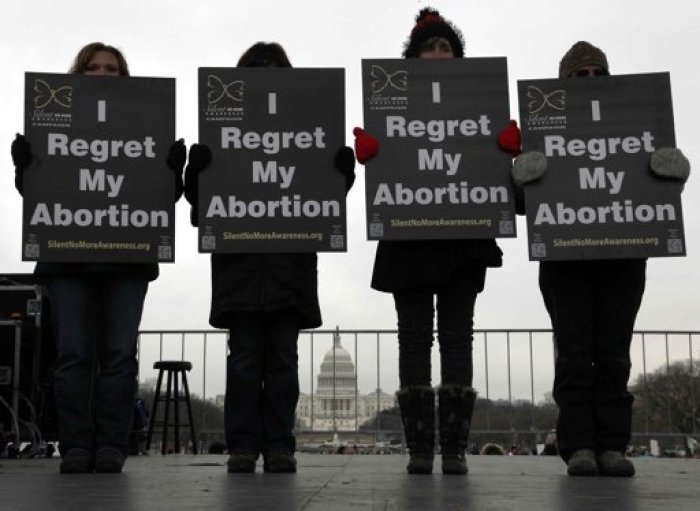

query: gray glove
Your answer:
[650,147,690,181]
[512,151,547,186]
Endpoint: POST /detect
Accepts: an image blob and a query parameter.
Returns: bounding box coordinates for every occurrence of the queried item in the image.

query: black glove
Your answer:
[334,146,356,192]
[186,143,212,173]
[11,133,32,170]
[184,143,212,226]
[167,139,186,200]
[168,139,186,173]
[11,133,32,195]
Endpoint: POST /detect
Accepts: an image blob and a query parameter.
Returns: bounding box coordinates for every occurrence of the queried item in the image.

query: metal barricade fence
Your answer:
[136,329,699,449]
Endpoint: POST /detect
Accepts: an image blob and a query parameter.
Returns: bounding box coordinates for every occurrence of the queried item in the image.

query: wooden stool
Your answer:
[145,361,198,454]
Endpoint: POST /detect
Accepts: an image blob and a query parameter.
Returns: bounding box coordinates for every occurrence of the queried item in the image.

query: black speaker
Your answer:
[0,274,57,442]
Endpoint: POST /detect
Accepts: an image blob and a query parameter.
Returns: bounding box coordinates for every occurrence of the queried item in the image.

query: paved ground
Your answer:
[0,454,698,510]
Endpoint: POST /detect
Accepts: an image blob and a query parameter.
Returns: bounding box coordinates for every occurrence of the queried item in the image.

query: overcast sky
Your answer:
[2,1,699,398]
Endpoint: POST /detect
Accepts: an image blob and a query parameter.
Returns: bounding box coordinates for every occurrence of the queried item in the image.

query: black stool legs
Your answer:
[145,361,198,454]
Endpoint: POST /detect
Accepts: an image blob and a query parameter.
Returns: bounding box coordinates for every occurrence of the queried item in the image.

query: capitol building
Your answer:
[295,329,395,431]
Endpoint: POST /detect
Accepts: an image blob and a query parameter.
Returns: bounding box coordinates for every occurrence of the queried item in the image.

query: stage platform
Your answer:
[0,453,698,510]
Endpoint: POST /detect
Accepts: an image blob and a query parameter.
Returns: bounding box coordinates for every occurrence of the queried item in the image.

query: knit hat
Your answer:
[558,41,609,79]
[403,8,465,58]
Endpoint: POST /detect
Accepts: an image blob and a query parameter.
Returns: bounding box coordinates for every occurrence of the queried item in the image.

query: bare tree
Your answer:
[631,360,699,436]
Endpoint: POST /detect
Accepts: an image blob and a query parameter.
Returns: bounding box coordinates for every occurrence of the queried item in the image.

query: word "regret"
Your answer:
[220,127,326,155]
[47,133,156,163]
[385,115,492,142]
[544,132,655,161]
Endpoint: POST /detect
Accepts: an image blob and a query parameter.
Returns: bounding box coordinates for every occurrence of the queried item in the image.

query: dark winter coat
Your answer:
[209,252,321,329]
[371,238,502,293]
[185,148,355,331]
[33,262,159,282]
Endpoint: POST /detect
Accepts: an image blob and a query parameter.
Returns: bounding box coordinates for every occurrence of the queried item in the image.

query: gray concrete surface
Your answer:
[0,454,698,510]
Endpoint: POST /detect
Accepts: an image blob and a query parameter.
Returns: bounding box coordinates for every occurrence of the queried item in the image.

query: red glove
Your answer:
[353,127,379,164]
[497,120,521,157]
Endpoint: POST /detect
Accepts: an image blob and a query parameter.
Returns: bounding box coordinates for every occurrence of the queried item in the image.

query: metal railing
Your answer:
[136,329,699,444]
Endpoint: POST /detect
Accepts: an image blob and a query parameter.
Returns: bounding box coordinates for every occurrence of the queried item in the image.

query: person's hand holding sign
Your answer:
[511,151,547,187]
[352,127,379,164]
[649,147,691,182]
[334,146,356,192]
[11,133,32,195]
[184,143,212,226]
[496,120,522,157]
[167,138,187,200]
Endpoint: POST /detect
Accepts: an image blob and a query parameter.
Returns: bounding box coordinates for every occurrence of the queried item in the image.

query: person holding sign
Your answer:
[11,42,186,474]
[512,41,691,477]
[356,8,519,475]
[184,42,355,474]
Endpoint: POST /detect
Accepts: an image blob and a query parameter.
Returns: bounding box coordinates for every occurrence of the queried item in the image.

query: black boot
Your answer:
[438,384,477,475]
[396,386,435,474]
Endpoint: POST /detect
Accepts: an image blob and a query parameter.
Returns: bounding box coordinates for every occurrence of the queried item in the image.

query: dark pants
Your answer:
[224,308,301,454]
[539,260,646,462]
[48,277,148,456]
[393,266,486,387]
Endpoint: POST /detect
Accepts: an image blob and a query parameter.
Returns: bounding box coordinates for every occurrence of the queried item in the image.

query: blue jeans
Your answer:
[393,266,486,387]
[48,277,148,455]
[224,308,301,454]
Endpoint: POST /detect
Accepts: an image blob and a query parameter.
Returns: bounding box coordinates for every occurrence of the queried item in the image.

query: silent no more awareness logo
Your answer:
[207,75,244,106]
[525,85,567,131]
[31,78,73,128]
[370,65,407,94]
[34,79,73,109]
[369,65,408,111]
[205,74,244,122]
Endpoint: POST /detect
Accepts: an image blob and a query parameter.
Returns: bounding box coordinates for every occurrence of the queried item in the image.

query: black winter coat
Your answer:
[209,252,321,329]
[185,147,355,330]
[371,238,502,293]
[34,261,159,282]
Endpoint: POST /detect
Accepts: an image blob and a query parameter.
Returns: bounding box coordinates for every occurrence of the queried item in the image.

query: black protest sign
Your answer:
[197,68,346,253]
[518,73,685,260]
[361,58,515,241]
[22,72,176,263]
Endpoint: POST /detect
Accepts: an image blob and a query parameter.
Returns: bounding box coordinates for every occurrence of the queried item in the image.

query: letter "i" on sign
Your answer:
[591,100,601,122]
[432,82,441,103]
[97,100,107,122]
[268,93,277,115]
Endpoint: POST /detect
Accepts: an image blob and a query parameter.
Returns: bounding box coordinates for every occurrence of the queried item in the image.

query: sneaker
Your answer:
[407,452,434,474]
[598,450,635,477]
[60,448,93,474]
[566,449,598,476]
[263,449,297,473]
[227,449,258,473]
[442,453,468,475]
[94,447,126,473]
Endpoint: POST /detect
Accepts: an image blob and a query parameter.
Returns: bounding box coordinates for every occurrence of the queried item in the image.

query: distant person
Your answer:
[184,42,355,474]
[11,42,185,473]
[512,41,691,477]
[354,8,519,475]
